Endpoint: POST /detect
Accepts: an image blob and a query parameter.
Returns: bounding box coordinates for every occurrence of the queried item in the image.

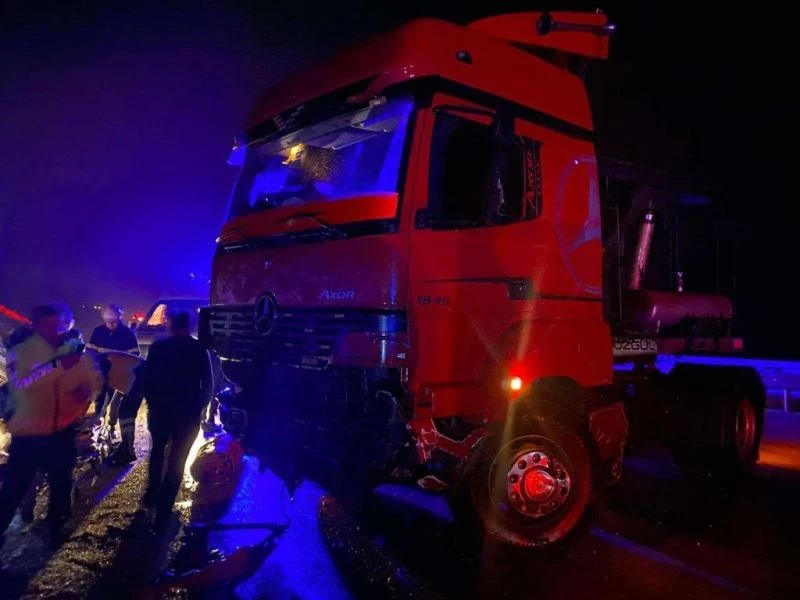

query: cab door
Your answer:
[407,93,544,420]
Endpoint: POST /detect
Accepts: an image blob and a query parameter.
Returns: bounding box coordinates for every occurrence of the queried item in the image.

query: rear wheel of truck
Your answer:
[460,415,593,551]
[672,393,763,478]
[733,396,760,463]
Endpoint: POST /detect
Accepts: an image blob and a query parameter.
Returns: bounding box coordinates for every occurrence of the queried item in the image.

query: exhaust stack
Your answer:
[629,209,655,290]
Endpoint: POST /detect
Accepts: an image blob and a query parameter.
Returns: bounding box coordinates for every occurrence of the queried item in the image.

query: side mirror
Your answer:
[486,162,506,225]
[130,322,137,330]
[491,111,514,144]
[486,138,520,225]
[486,111,518,225]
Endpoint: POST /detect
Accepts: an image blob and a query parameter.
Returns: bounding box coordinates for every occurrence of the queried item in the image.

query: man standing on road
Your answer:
[143,309,212,528]
[0,304,102,548]
[88,304,139,441]
[17,302,86,524]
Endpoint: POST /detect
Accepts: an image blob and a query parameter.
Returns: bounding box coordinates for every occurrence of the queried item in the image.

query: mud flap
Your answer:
[588,402,628,485]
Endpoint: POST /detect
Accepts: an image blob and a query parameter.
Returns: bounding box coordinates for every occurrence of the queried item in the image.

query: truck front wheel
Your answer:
[462,415,593,550]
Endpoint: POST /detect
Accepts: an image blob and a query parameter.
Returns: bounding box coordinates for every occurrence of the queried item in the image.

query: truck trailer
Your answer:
[200,11,764,550]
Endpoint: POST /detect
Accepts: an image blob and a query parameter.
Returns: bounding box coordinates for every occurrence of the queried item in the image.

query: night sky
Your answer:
[0,2,794,355]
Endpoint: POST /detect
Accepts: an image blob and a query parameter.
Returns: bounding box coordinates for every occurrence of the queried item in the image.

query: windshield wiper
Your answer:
[277,212,348,239]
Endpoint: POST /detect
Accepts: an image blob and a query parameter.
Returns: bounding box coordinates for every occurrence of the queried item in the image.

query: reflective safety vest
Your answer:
[5,334,103,436]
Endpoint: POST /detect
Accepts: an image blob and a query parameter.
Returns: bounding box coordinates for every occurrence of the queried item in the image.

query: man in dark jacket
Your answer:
[88,304,140,358]
[143,309,212,528]
[88,303,140,459]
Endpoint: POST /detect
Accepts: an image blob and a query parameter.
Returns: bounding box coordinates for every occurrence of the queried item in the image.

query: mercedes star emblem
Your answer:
[254,292,278,335]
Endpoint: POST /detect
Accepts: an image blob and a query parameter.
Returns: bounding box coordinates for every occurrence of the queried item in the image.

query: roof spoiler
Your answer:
[469,11,615,61]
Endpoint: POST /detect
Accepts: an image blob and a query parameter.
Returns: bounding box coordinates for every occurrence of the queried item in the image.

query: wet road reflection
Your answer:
[1,411,798,598]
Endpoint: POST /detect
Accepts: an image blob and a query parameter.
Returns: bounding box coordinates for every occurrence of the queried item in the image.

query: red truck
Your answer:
[201,11,765,549]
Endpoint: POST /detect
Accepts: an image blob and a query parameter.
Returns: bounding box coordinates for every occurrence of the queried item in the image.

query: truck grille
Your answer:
[201,305,406,371]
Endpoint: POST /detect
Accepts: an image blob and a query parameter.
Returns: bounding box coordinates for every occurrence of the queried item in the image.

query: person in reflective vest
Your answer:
[14,303,86,524]
[0,304,102,548]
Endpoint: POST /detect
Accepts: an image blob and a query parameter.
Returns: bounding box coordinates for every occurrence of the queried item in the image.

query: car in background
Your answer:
[133,297,207,358]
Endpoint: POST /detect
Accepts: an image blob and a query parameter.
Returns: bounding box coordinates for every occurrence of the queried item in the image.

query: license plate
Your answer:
[613,336,658,357]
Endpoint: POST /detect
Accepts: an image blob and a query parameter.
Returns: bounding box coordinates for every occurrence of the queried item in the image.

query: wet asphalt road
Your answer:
[1,411,799,599]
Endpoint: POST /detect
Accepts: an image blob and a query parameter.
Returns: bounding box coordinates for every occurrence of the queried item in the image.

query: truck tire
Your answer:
[730,394,761,466]
[672,393,763,478]
[460,414,593,550]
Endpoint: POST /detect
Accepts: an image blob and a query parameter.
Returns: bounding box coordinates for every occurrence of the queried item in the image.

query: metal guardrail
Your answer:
[656,355,800,413]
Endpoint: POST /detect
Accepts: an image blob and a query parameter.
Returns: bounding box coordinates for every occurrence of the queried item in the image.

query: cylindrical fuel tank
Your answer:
[623,289,732,334]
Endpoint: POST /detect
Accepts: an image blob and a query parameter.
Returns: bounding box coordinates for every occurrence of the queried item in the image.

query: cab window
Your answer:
[425,112,541,229]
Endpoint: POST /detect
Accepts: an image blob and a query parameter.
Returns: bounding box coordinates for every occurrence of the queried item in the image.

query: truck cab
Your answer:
[202,11,758,550]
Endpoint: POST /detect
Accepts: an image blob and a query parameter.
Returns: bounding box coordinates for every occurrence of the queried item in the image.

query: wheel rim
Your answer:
[735,398,757,460]
[492,438,573,520]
